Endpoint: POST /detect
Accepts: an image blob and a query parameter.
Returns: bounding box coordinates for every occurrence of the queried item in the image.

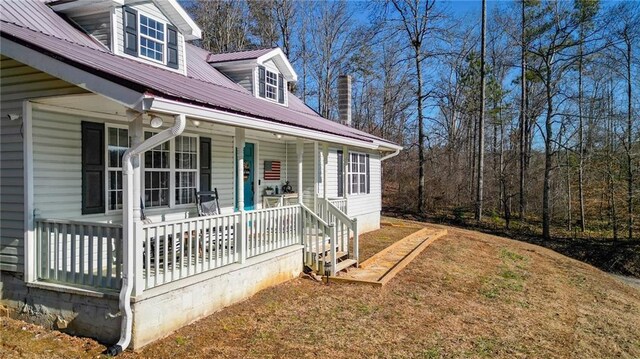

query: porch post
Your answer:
[235,128,246,264]
[322,143,329,201]
[296,139,304,204]
[128,111,144,296]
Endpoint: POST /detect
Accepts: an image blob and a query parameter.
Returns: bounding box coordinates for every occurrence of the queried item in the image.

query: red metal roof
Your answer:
[0,3,398,148]
[206,48,276,63]
[0,0,105,50]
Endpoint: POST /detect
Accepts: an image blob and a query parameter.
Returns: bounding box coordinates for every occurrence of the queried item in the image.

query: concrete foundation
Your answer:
[1,245,303,349]
[354,211,381,234]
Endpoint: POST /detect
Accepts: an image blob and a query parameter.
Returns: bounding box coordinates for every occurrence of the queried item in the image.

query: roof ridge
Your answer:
[0,19,252,97]
[209,47,277,56]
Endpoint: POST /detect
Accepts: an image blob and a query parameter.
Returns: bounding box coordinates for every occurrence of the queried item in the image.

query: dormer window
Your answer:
[123,6,179,69]
[258,65,285,104]
[139,15,165,63]
[265,70,278,100]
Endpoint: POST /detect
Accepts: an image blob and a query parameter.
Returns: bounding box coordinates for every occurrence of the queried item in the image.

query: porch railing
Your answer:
[35,219,123,290]
[328,197,347,213]
[141,212,240,290]
[316,199,359,264]
[301,204,336,275]
[245,205,301,258]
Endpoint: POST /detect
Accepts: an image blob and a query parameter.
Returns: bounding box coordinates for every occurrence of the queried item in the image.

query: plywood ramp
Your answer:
[328,227,448,287]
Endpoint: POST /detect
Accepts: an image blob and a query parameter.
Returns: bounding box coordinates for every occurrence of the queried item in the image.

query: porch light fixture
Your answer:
[274,133,283,139]
[150,115,163,128]
[191,120,201,127]
[6,113,20,121]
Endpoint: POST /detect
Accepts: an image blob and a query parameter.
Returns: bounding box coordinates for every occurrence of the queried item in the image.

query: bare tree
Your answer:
[475,0,486,221]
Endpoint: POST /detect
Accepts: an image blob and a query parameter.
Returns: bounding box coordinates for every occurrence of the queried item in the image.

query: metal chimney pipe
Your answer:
[337,75,352,127]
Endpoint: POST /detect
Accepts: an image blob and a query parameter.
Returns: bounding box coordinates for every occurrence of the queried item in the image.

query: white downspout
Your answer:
[380,148,401,162]
[107,113,186,356]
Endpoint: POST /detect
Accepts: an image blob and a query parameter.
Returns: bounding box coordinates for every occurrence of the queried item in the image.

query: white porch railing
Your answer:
[35,219,123,290]
[328,197,347,213]
[141,212,240,290]
[316,199,359,264]
[245,205,301,258]
[301,204,336,275]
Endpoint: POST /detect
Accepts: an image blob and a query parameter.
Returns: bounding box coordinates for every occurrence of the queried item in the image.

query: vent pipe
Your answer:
[337,75,352,127]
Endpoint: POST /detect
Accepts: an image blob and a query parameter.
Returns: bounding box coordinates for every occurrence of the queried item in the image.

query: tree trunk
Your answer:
[415,49,425,214]
[543,62,553,240]
[578,41,586,232]
[475,0,486,221]
[626,36,633,240]
[519,0,527,221]
[566,149,572,231]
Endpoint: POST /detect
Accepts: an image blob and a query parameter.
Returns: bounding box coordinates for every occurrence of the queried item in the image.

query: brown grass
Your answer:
[3,220,639,358]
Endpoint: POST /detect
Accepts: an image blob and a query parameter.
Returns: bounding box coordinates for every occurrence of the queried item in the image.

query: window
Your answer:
[139,14,164,62]
[258,66,286,104]
[107,127,129,210]
[348,153,370,195]
[175,136,198,205]
[144,131,170,207]
[265,70,278,100]
[122,6,179,69]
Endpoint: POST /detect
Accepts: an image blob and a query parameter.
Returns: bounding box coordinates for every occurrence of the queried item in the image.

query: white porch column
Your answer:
[322,143,329,201]
[296,139,304,204]
[128,111,144,296]
[235,128,246,263]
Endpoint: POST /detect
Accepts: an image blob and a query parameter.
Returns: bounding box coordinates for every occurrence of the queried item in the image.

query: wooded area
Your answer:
[184,0,639,241]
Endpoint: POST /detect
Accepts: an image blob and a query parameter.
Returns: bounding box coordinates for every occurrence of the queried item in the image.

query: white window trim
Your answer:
[106,127,200,212]
[265,69,278,102]
[105,123,130,214]
[348,151,368,195]
[138,12,167,65]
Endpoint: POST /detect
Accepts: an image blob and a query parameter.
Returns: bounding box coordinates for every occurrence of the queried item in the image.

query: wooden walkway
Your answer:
[328,226,448,287]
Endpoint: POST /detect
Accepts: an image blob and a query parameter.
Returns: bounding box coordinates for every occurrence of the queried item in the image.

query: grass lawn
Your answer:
[3,219,639,358]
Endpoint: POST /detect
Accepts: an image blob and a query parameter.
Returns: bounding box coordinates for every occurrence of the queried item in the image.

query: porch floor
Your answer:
[329,226,448,286]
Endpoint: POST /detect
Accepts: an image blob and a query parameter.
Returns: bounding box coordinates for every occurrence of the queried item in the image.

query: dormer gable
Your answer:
[49,0,201,75]
[207,48,297,107]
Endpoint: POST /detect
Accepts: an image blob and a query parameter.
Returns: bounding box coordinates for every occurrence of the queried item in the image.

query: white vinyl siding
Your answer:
[73,12,112,49]
[224,69,254,93]
[0,56,87,273]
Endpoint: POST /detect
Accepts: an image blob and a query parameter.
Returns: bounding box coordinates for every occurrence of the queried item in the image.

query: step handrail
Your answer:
[300,203,336,275]
[321,199,359,265]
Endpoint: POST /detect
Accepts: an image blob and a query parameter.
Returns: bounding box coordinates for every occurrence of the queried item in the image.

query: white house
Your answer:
[0,0,401,353]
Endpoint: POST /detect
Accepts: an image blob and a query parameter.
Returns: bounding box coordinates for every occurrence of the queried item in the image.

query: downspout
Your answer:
[380,148,401,162]
[107,113,186,356]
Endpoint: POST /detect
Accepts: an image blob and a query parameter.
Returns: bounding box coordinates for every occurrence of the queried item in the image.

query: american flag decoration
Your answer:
[264,160,281,180]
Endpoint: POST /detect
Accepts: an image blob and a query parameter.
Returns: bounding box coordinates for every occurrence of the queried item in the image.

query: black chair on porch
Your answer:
[194,189,235,252]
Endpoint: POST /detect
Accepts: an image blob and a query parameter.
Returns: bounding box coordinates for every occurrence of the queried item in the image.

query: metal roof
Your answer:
[0,3,398,148]
[0,0,106,50]
[206,48,276,63]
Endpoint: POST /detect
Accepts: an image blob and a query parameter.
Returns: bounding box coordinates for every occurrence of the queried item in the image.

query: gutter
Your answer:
[380,148,401,161]
[107,113,186,356]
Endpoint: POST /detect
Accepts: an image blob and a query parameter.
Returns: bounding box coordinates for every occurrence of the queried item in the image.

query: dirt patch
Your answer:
[3,221,639,358]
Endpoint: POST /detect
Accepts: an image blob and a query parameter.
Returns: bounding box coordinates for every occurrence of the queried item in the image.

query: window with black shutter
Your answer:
[258,65,266,98]
[123,6,138,56]
[337,150,344,197]
[82,121,105,214]
[167,25,179,69]
[199,137,212,192]
[278,74,285,104]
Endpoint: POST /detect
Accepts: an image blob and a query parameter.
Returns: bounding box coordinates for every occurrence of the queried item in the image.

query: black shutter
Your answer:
[258,65,266,98]
[366,154,371,194]
[123,6,138,56]
[199,137,212,191]
[82,122,105,214]
[337,150,344,197]
[167,24,179,69]
[278,74,285,104]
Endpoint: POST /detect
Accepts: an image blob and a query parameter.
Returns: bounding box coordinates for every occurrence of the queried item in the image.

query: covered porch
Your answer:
[25,93,363,296]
